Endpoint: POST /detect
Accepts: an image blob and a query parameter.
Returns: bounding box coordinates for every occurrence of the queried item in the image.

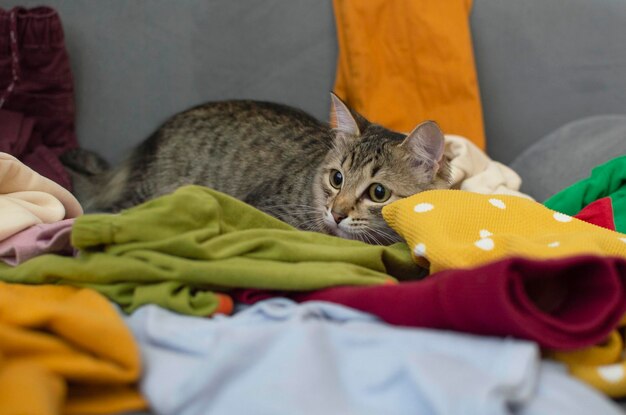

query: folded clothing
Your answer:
[0,282,145,415]
[0,185,420,316]
[234,255,626,350]
[0,152,82,241]
[0,6,78,189]
[382,189,626,274]
[0,218,75,265]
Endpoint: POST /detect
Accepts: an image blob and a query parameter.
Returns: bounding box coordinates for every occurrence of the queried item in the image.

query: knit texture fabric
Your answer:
[382,189,626,274]
[541,158,626,397]
[233,255,626,350]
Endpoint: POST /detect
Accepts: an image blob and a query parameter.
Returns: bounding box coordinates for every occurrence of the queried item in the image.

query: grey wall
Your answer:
[471,0,626,163]
[5,0,626,165]
[6,0,338,164]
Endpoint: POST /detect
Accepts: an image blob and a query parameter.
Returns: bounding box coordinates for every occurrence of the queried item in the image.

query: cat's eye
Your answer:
[368,183,391,203]
[329,169,343,189]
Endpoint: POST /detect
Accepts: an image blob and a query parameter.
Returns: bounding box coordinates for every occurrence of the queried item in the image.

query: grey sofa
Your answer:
[9,0,626,202]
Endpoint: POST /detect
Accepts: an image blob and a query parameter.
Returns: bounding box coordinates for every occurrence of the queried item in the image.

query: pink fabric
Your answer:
[0,218,74,265]
[233,255,626,350]
[0,6,77,190]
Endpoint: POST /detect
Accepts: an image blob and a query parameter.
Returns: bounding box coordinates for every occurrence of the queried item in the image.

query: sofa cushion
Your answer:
[510,115,626,202]
[471,0,626,163]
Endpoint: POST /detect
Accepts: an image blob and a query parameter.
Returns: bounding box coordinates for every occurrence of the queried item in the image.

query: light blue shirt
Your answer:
[125,299,622,415]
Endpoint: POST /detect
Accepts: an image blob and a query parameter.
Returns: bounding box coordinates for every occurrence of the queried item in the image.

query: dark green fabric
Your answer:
[0,186,421,316]
[544,155,626,232]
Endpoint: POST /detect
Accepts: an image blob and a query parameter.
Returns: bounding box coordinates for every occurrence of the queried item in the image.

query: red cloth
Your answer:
[0,6,77,189]
[233,255,626,350]
[574,196,616,231]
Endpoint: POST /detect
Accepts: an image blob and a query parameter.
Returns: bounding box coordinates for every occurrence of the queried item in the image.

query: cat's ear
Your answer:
[330,92,360,136]
[401,121,446,170]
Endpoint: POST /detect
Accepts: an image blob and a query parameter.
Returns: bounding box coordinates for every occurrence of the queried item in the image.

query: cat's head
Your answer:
[312,93,451,245]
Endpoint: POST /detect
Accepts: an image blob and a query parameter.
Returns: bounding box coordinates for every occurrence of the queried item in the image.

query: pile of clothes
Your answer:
[2,5,626,415]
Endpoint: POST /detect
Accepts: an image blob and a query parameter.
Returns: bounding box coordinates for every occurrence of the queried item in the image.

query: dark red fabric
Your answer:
[0,6,77,189]
[233,256,626,350]
[573,196,615,231]
[0,109,34,155]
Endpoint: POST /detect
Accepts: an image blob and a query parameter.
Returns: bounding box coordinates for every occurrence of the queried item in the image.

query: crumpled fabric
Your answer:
[124,299,623,415]
[233,255,626,351]
[0,185,418,316]
[0,282,146,415]
[0,218,75,265]
[0,6,78,189]
[445,134,534,200]
[0,152,82,241]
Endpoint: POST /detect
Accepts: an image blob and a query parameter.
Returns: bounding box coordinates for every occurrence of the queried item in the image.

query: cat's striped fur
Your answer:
[62,94,451,245]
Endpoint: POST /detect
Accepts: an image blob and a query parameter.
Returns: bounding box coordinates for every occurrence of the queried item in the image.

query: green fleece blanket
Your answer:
[0,186,421,316]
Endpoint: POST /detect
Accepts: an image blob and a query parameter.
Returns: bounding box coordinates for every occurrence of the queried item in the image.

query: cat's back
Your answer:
[118,99,333,207]
[151,100,330,160]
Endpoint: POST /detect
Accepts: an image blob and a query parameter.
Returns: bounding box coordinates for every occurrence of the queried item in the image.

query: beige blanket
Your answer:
[0,153,82,241]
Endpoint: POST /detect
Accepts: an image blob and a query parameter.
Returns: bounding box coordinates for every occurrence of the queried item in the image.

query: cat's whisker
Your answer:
[298,219,325,233]
[261,204,323,216]
[366,226,400,245]
[284,214,326,232]
[362,232,376,245]
[261,203,322,210]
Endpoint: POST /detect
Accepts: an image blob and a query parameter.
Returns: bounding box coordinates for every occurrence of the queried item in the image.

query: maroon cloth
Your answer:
[233,255,626,350]
[0,6,77,189]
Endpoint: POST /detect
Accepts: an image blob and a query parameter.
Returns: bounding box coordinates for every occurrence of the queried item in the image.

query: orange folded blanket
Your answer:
[333,0,485,148]
[0,282,146,415]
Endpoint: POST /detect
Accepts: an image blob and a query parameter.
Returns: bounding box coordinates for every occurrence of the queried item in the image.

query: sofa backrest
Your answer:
[6,0,626,165]
[471,0,626,163]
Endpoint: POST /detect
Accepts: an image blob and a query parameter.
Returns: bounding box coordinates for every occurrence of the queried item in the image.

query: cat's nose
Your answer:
[332,211,347,224]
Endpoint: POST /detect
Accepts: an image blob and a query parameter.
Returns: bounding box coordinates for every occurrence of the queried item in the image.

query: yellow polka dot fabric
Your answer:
[382,189,626,274]
[547,321,626,398]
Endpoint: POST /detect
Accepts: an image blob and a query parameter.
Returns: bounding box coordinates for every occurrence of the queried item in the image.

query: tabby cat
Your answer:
[63,94,451,245]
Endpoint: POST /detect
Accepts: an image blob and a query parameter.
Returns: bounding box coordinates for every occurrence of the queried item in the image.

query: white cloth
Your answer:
[445,135,534,200]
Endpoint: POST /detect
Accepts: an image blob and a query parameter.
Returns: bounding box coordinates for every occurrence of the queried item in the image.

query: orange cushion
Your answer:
[333,0,486,149]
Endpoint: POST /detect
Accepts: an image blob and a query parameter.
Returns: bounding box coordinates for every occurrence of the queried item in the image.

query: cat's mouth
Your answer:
[322,213,358,240]
[329,226,353,239]
[322,212,400,245]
